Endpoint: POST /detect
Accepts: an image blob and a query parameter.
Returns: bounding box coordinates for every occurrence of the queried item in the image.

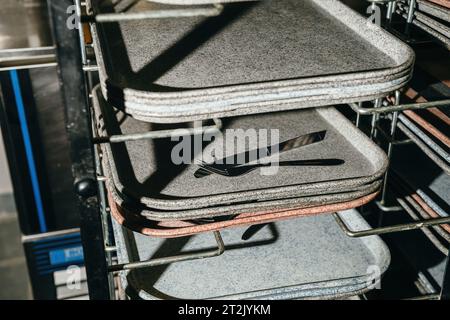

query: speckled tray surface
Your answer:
[93,86,388,212]
[107,176,381,221]
[112,209,390,300]
[90,0,414,122]
[108,190,380,237]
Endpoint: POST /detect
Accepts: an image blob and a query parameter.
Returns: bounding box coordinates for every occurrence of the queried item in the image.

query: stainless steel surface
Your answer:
[0,0,52,50]
[0,0,56,69]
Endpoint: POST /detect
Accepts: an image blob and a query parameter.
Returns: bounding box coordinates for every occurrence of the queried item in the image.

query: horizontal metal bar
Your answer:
[94,118,223,144]
[373,123,413,146]
[375,201,403,212]
[349,99,450,115]
[108,231,224,272]
[0,46,55,61]
[82,5,223,23]
[405,294,440,300]
[0,62,58,72]
[333,212,450,238]
[0,47,57,70]
[21,228,81,243]
[83,65,99,72]
[104,246,117,252]
[396,197,449,256]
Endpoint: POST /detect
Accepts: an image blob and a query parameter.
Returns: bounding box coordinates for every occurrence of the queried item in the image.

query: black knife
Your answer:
[194,130,327,176]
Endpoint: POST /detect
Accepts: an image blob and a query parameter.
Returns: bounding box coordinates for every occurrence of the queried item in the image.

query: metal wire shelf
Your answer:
[93,118,223,144]
[82,0,224,23]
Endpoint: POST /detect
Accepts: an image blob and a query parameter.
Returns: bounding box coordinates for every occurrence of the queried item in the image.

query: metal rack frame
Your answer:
[341,77,450,299]
[48,0,110,300]
[381,0,450,48]
[47,0,450,299]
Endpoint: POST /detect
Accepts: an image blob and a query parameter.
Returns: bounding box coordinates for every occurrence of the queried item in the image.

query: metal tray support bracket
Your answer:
[93,118,223,144]
[349,98,450,115]
[333,211,450,238]
[81,2,224,23]
[341,89,450,236]
[108,231,225,273]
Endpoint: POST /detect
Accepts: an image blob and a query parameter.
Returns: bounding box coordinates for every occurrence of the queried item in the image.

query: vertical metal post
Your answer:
[405,0,416,35]
[355,102,362,128]
[47,0,110,299]
[387,1,395,20]
[380,90,400,206]
[406,0,416,23]
[370,98,382,139]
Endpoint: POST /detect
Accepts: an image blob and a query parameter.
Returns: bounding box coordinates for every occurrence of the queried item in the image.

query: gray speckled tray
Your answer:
[90,0,414,123]
[93,86,388,212]
[108,175,381,221]
[112,209,390,300]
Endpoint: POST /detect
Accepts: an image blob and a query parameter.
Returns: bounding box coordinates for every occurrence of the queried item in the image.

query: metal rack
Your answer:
[380,0,450,48]
[337,85,450,298]
[48,0,450,299]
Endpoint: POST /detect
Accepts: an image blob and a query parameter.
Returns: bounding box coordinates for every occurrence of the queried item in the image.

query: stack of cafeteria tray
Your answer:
[87,0,400,299]
[394,0,450,49]
[111,209,391,300]
[92,85,388,237]
[88,0,414,123]
[86,0,419,237]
